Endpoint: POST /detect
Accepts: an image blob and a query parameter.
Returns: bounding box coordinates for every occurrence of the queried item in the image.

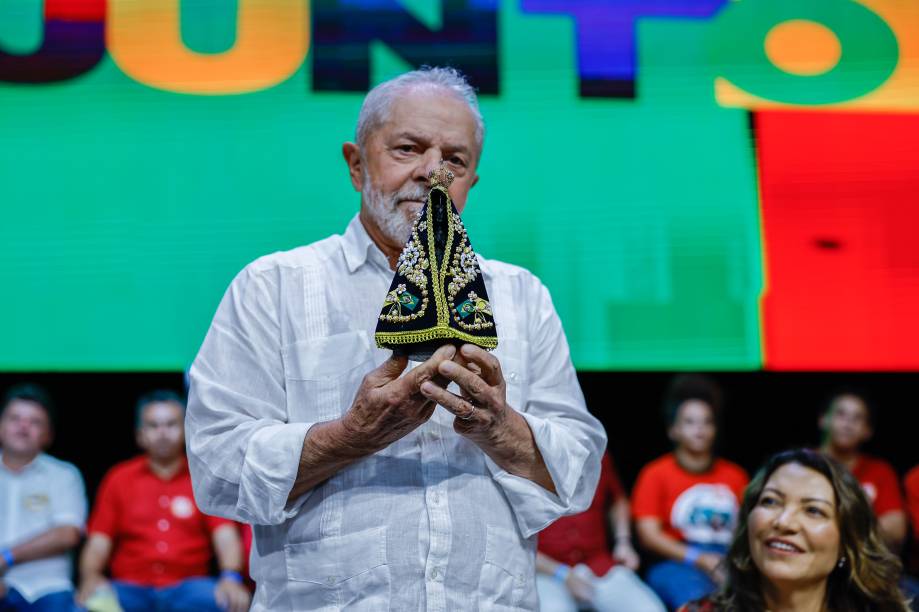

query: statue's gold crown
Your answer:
[428,165,455,189]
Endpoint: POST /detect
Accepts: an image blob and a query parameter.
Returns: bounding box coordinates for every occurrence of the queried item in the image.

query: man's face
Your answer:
[136,401,185,462]
[669,399,717,454]
[353,88,480,250]
[823,395,871,452]
[0,400,51,458]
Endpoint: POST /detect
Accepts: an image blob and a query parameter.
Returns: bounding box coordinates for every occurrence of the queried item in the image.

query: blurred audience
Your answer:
[76,391,250,612]
[904,466,919,609]
[819,391,907,552]
[633,375,748,610]
[679,449,911,612]
[1,377,913,610]
[0,384,87,612]
[536,451,665,611]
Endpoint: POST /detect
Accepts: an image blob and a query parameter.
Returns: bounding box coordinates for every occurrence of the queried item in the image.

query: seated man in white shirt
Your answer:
[0,384,87,612]
[186,66,606,610]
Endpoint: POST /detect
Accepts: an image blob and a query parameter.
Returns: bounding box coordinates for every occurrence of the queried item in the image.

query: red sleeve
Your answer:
[631,461,663,520]
[87,468,121,538]
[905,467,919,540]
[603,453,625,501]
[732,465,750,502]
[871,461,905,517]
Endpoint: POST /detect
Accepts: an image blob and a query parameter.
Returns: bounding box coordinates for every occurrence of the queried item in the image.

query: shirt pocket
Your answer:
[282,330,375,422]
[284,526,390,611]
[478,524,532,610]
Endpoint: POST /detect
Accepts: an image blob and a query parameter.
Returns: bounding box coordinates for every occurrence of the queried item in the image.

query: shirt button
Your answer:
[432,492,440,504]
[157,519,170,532]
[159,496,170,508]
[326,576,337,585]
[431,568,440,580]
[156,541,168,553]
[508,372,518,382]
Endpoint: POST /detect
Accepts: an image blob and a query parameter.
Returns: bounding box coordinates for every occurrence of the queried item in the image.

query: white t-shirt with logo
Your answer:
[0,452,87,602]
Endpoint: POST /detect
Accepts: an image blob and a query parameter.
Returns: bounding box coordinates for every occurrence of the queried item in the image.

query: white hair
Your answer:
[355,66,485,158]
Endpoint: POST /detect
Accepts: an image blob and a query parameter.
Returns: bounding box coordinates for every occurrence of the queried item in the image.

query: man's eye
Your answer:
[448,156,466,167]
[396,145,414,153]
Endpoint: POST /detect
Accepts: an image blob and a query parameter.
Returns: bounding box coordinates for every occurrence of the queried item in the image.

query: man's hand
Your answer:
[695,552,726,585]
[76,574,110,606]
[214,576,251,612]
[612,540,641,571]
[420,344,556,492]
[420,344,511,443]
[341,344,456,451]
[565,569,595,604]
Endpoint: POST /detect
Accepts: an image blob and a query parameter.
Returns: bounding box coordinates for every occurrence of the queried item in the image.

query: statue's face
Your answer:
[359,88,480,248]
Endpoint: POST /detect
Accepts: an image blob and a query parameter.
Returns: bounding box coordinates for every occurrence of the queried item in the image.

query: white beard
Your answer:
[361,173,428,247]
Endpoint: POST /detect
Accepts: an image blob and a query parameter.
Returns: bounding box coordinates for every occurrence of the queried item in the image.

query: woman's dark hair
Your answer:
[712,449,910,611]
[662,374,724,430]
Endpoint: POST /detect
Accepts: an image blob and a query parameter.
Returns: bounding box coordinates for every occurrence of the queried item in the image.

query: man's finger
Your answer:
[366,354,409,387]
[420,381,479,421]
[404,344,456,392]
[459,344,502,385]
[437,360,490,403]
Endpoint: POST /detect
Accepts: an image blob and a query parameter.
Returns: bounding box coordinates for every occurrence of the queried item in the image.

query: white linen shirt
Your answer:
[187,214,606,611]
[0,453,87,602]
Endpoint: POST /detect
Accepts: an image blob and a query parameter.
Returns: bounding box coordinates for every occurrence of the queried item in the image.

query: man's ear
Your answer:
[471,173,480,189]
[342,142,363,192]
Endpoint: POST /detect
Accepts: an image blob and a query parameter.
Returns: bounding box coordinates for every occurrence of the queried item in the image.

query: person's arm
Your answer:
[211,524,252,612]
[1,462,87,575]
[877,510,907,552]
[535,552,594,604]
[76,533,113,605]
[187,264,455,525]
[420,345,555,491]
[0,526,81,575]
[287,345,456,501]
[420,277,606,538]
[609,497,640,570]
[636,518,724,583]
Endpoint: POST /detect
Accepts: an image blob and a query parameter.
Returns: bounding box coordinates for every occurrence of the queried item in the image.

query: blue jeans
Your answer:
[645,545,726,611]
[112,578,221,612]
[0,588,78,612]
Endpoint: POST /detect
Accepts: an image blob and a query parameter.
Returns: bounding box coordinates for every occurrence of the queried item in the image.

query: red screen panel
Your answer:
[757,111,919,370]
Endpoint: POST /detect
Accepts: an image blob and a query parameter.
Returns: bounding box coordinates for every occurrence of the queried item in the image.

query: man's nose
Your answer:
[412,149,443,183]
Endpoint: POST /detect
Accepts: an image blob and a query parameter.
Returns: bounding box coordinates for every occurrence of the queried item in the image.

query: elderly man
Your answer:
[186,67,605,610]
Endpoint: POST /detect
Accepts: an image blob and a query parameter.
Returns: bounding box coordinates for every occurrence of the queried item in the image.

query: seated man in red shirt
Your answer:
[77,391,250,612]
[632,375,748,611]
[818,390,907,551]
[537,451,665,612]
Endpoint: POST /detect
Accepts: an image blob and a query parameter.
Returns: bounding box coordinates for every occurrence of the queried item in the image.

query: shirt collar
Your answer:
[0,451,41,475]
[341,213,392,274]
[144,455,190,481]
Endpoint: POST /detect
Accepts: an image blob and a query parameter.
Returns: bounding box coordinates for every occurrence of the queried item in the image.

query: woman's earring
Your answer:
[837,557,846,569]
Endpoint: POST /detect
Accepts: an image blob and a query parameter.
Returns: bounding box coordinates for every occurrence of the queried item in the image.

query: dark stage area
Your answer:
[2,371,916,503]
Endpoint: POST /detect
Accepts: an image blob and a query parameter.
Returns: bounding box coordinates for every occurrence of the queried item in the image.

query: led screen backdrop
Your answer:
[1,0,918,371]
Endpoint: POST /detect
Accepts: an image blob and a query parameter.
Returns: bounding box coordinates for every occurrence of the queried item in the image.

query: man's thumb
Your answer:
[373,353,408,384]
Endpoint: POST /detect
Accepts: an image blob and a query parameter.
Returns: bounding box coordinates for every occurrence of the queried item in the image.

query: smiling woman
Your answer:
[681,449,910,612]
